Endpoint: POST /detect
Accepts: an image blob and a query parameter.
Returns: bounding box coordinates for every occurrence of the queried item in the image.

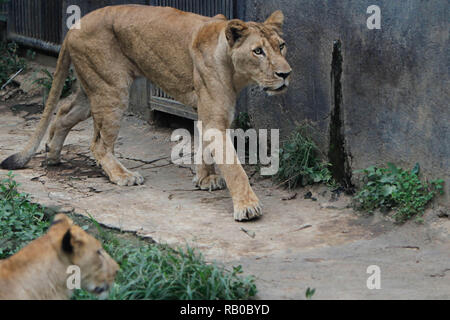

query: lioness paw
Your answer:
[111,171,144,186]
[193,174,226,191]
[234,200,262,221]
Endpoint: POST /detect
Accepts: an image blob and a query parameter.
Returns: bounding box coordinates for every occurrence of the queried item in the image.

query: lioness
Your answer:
[1,5,291,221]
[0,214,119,300]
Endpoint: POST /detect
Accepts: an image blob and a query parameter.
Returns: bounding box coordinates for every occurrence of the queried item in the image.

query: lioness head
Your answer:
[54,214,119,299]
[225,11,291,95]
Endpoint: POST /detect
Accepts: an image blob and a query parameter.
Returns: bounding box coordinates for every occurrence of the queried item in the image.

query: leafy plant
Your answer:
[0,172,50,258]
[26,49,36,61]
[32,68,76,102]
[354,163,444,222]
[275,128,333,189]
[305,287,316,299]
[0,42,27,87]
[235,112,252,131]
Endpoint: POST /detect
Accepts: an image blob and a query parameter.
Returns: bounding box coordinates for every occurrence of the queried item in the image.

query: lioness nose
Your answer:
[275,71,291,79]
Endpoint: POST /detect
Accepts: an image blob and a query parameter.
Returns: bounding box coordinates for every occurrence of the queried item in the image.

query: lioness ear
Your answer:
[62,226,85,254]
[225,20,248,47]
[51,213,73,227]
[264,10,284,31]
[213,13,227,21]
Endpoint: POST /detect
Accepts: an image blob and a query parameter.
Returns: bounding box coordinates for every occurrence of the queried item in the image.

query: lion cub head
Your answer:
[225,10,292,95]
[54,214,119,299]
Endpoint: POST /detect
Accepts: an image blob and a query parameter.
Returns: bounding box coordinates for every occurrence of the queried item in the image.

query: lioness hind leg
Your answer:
[47,88,91,165]
[89,95,144,187]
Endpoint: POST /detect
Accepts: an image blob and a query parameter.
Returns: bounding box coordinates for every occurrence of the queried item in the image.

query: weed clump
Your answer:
[275,128,333,189]
[0,172,49,258]
[354,163,444,222]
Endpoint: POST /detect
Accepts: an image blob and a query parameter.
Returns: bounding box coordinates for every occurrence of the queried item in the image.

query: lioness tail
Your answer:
[1,40,71,170]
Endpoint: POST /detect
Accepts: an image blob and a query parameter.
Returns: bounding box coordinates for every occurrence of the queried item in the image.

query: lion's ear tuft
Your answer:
[225,20,248,47]
[264,10,284,31]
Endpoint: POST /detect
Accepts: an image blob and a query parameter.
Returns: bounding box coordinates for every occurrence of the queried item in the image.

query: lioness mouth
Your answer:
[92,284,109,295]
[264,84,287,92]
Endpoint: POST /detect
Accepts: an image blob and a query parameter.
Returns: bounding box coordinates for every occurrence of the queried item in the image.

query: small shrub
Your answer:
[354,163,444,222]
[32,68,76,102]
[275,128,333,189]
[0,42,27,87]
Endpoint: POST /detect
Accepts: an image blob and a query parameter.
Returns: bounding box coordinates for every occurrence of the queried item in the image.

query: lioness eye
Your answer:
[253,48,264,55]
[279,43,285,51]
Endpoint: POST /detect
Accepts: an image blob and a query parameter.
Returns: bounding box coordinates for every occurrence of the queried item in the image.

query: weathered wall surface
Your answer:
[244,0,449,205]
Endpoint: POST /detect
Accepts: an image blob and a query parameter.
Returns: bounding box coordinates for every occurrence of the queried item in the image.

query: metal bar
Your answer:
[7,32,61,53]
[150,97,198,120]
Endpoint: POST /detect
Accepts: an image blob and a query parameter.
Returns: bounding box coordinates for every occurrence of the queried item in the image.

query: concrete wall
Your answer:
[243,0,449,205]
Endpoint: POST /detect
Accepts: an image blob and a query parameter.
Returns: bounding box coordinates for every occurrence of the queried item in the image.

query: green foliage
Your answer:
[235,112,252,131]
[75,242,257,300]
[32,68,76,102]
[354,163,444,222]
[74,217,257,300]
[0,42,27,87]
[0,172,50,258]
[0,174,257,300]
[305,287,316,300]
[26,49,36,61]
[275,128,333,189]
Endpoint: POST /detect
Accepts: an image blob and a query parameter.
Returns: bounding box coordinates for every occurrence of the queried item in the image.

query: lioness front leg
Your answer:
[207,126,262,221]
[89,95,144,187]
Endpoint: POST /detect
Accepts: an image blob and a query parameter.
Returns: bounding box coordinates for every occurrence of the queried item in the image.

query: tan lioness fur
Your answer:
[1,5,291,221]
[0,214,119,300]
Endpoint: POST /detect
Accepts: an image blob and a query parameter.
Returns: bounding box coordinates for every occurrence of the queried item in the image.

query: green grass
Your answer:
[0,42,27,87]
[275,127,333,189]
[0,173,257,300]
[354,163,444,222]
[0,172,49,258]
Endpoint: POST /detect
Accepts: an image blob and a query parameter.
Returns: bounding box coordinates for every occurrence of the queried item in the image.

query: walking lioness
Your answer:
[1,5,291,221]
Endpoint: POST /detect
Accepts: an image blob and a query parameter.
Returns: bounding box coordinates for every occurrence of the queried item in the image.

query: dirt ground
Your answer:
[0,60,449,299]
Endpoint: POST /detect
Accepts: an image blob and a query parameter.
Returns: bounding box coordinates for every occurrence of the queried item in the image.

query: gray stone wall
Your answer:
[244,0,449,205]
